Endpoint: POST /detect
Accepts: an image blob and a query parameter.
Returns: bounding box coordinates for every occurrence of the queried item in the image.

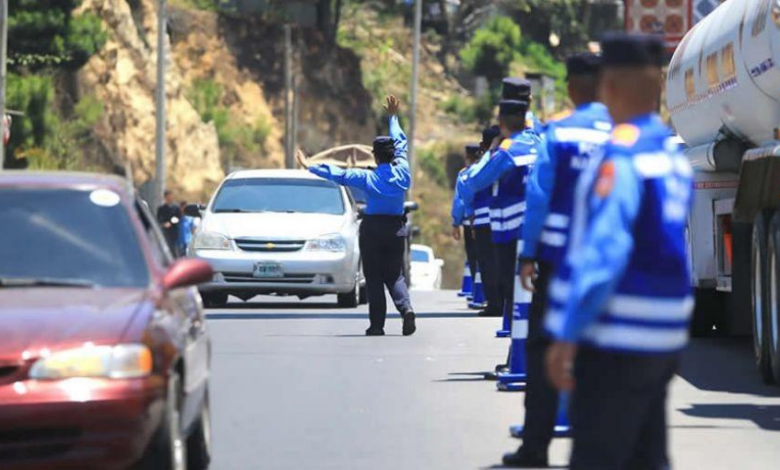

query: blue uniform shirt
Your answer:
[459,130,542,243]
[309,116,410,215]
[451,167,475,226]
[526,111,545,136]
[521,102,612,264]
[457,151,493,228]
[545,113,694,353]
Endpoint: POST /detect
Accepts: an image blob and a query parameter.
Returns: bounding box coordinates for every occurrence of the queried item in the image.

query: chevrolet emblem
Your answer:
[265,243,276,249]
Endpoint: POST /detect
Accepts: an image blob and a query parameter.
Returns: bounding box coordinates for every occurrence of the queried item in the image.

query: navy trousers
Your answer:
[474,225,501,315]
[359,215,412,329]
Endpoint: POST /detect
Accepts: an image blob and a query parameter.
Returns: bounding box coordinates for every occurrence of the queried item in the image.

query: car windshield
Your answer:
[411,249,430,263]
[212,178,345,215]
[0,188,149,288]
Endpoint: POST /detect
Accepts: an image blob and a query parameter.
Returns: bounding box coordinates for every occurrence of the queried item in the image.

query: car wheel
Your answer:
[752,214,774,384]
[203,293,228,309]
[187,387,212,470]
[337,284,359,308]
[142,373,187,470]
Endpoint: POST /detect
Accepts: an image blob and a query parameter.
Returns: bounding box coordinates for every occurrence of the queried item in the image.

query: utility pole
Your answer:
[0,0,9,170]
[284,24,294,169]
[408,0,422,191]
[154,0,167,210]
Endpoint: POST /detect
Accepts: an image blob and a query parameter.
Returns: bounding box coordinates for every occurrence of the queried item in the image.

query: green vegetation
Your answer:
[417,147,448,187]
[188,78,272,168]
[440,94,494,125]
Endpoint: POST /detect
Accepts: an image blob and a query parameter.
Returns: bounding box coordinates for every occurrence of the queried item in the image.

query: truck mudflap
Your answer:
[734,145,780,223]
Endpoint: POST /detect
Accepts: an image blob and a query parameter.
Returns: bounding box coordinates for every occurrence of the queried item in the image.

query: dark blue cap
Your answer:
[373,136,395,157]
[601,33,665,67]
[498,100,528,117]
[566,52,602,77]
[482,125,501,146]
[502,77,532,100]
[465,143,481,156]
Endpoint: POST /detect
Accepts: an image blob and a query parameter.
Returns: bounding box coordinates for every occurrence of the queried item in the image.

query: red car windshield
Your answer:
[0,188,150,288]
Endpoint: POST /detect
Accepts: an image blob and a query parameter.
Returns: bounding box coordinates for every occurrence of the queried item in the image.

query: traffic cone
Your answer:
[468,271,487,309]
[457,261,473,297]
[497,250,532,392]
[510,392,572,438]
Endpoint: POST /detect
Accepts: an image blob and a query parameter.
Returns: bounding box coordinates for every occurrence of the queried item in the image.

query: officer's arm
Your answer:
[520,129,556,260]
[451,182,466,226]
[459,148,515,201]
[309,164,369,190]
[552,158,643,342]
[389,115,408,161]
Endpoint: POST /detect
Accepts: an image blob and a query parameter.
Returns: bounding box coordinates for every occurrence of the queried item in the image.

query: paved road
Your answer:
[206,290,780,469]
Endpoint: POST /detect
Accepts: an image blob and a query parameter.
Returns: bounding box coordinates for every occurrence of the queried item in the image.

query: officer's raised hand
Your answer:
[519,261,537,293]
[546,341,577,391]
[384,95,401,116]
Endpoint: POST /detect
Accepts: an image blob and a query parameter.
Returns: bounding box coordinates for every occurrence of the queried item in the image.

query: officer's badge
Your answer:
[611,124,640,147]
[500,139,512,150]
[594,161,615,197]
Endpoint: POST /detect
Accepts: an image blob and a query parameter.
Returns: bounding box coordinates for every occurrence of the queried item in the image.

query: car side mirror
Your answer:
[163,258,213,291]
[403,201,419,214]
[356,203,366,219]
[184,203,204,218]
[435,258,444,267]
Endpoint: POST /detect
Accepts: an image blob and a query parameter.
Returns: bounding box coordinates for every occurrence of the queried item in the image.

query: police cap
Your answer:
[465,143,481,157]
[481,125,501,146]
[600,33,665,68]
[498,100,528,117]
[566,52,602,78]
[373,136,395,159]
[501,77,532,100]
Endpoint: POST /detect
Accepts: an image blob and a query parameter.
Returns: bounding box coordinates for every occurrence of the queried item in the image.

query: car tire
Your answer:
[337,284,359,308]
[187,387,212,470]
[202,294,228,309]
[752,214,775,384]
[142,373,187,470]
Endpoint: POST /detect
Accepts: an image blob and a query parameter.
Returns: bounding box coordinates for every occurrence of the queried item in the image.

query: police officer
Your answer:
[451,144,482,288]
[459,99,540,332]
[502,77,544,136]
[545,34,693,469]
[309,95,416,337]
[502,52,611,468]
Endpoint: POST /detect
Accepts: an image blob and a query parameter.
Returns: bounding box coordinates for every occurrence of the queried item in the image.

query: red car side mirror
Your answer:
[163,258,213,291]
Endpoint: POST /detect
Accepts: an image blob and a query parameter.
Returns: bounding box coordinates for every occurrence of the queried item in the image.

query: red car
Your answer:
[0,172,214,470]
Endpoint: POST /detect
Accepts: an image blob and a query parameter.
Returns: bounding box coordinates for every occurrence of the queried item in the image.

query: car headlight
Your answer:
[306,234,346,252]
[193,231,231,250]
[29,344,153,380]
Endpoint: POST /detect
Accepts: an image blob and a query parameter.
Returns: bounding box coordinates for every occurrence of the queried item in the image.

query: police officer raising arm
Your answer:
[308,96,416,337]
[545,34,693,470]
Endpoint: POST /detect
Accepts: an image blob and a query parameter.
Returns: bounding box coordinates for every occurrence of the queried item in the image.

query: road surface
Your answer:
[206,290,780,469]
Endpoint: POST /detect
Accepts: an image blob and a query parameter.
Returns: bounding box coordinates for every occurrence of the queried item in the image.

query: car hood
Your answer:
[0,287,149,360]
[202,212,349,239]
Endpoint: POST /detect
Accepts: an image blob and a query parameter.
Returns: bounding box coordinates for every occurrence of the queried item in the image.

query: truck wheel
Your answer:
[751,214,774,384]
[690,289,723,337]
[767,213,780,383]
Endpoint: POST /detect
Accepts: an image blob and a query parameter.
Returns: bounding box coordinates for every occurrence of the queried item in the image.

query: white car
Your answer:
[189,169,364,307]
[410,244,443,290]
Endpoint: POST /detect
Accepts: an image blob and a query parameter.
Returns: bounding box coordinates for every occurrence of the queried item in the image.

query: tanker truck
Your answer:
[667,0,780,385]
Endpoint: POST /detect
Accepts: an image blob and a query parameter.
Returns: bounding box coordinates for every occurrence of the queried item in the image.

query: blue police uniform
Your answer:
[460,126,541,322]
[506,100,612,460]
[309,115,415,335]
[546,113,693,469]
[526,111,545,137]
[452,166,478,284]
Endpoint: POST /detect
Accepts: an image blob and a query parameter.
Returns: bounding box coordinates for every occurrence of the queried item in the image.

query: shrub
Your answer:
[460,16,523,83]
[417,147,447,187]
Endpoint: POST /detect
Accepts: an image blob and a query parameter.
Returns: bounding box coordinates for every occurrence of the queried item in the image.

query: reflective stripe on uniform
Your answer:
[606,295,694,323]
[491,216,524,232]
[475,207,490,216]
[540,230,566,247]
[490,201,526,220]
[512,154,537,167]
[544,213,570,229]
[582,324,690,352]
[473,216,490,226]
[554,127,611,144]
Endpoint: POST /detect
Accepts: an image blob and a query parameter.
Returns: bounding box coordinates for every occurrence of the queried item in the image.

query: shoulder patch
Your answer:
[611,124,640,147]
[500,139,512,150]
[549,109,573,123]
[594,161,616,197]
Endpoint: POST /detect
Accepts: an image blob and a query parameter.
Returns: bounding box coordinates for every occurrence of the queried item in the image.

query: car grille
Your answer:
[223,272,318,284]
[235,238,306,252]
[0,427,81,462]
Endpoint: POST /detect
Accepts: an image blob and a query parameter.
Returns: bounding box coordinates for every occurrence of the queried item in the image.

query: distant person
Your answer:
[178,201,195,257]
[157,189,181,255]
[307,96,416,337]
[451,143,481,298]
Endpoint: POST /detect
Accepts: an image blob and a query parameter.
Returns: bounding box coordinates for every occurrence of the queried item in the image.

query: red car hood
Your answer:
[0,287,150,361]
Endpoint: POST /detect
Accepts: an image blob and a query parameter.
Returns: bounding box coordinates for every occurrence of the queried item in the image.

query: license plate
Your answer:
[253,262,283,278]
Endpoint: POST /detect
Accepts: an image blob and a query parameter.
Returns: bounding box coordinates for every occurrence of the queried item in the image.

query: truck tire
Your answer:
[767,213,780,383]
[751,214,775,384]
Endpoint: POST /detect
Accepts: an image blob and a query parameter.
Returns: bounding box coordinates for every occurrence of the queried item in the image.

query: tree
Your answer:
[459,15,522,82]
[8,0,107,72]
[503,0,590,58]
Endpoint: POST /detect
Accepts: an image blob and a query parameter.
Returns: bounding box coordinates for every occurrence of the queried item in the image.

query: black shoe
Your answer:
[402,311,416,336]
[365,327,385,336]
[502,446,548,468]
[495,363,509,373]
